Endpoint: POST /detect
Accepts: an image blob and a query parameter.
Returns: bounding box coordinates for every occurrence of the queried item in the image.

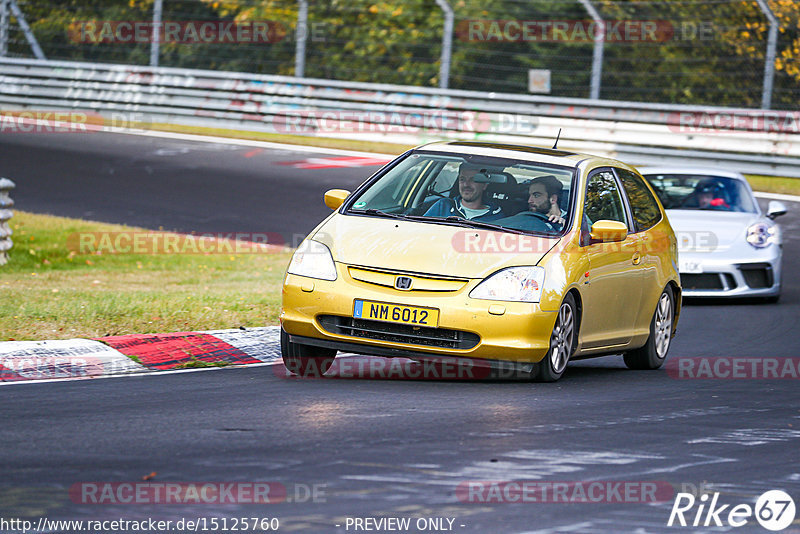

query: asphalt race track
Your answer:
[1,131,799,533]
[0,130,381,242]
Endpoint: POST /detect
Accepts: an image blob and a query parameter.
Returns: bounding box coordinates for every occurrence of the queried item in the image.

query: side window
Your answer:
[411,161,460,211]
[583,171,628,227]
[616,168,662,232]
[363,158,431,210]
[430,161,459,195]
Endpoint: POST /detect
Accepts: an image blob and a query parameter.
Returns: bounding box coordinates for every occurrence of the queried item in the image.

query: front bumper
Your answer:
[281,269,558,366]
[678,246,781,297]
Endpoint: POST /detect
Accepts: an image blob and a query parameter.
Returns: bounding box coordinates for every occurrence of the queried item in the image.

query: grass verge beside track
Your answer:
[0,211,291,341]
[744,175,800,196]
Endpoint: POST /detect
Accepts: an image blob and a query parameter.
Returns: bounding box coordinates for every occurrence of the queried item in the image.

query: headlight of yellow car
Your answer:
[287,240,337,281]
[469,266,545,303]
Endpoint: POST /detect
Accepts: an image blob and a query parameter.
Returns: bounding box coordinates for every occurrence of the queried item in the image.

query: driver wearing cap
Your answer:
[695,180,730,210]
[424,162,505,221]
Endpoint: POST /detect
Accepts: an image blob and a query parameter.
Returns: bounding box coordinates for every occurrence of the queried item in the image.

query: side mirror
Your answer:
[590,220,628,243]
[767,200,787,220]
[324,189,350,210]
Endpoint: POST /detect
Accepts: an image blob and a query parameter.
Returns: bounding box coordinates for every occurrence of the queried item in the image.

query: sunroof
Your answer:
[447,141,576,157]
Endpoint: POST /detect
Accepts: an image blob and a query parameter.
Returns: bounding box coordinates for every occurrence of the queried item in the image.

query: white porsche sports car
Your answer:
[640,167,786,301]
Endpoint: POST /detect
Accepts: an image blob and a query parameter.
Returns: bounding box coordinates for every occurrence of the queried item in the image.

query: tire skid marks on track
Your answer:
[686,428,800,446]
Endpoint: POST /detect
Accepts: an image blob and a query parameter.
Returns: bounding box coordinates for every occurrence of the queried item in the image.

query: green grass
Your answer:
[744,175,800,196]
[175,357,231,369]
[0,211,292,341]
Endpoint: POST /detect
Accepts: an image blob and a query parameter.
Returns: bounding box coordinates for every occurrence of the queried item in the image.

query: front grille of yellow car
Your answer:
[318,315,480,350]
[347,266,468,292]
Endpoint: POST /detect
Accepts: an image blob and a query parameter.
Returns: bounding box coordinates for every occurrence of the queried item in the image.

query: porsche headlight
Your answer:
[746,222,778,249]
[287,239,337,280]
[470,266,545,303]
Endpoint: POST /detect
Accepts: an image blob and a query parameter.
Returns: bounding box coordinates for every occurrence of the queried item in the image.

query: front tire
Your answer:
[281,328,336,377]
[535,294,578,382]
[623,286,674,370]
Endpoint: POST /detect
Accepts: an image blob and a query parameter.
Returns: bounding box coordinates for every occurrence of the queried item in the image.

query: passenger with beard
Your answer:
[494,175,566,233]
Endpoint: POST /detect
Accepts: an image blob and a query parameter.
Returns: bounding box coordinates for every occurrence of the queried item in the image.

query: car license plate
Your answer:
[680,260,703,274]
[353,299,439,327]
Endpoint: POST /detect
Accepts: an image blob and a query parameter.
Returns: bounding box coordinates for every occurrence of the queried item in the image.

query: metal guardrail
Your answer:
[0,177,14,265]
[1,57,799,177]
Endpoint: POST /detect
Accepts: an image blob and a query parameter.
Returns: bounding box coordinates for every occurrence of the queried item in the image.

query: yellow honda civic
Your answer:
[280,141,681,381]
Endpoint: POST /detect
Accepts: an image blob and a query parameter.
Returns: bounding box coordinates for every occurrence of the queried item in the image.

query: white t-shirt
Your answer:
[461,205,490,219]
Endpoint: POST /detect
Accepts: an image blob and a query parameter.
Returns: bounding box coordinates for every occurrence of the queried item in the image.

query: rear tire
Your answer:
[534,294,578,382]
[281,328,336,377]
[623,286,674,370]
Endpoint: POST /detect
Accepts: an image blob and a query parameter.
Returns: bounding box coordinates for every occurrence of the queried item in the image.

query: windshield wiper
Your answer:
[355,209,407,219]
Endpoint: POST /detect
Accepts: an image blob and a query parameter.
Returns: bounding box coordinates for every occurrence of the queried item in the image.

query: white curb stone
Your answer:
[0,339,148,381]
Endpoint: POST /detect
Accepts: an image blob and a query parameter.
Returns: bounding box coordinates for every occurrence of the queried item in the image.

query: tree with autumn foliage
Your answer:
[5,0,798,109]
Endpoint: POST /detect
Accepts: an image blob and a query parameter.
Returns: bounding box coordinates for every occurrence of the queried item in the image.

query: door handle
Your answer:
[632,252,641,265]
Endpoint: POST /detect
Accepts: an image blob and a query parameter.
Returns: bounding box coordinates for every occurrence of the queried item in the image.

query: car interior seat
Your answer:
[485,172,527,215]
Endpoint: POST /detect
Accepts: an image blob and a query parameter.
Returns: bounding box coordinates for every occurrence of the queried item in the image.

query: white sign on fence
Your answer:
[528,69,551,94]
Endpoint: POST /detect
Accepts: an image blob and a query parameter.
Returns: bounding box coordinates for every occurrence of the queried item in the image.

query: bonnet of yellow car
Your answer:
[311,213,562,279]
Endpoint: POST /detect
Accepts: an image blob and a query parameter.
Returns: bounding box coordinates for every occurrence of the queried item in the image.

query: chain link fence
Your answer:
[1,0,798,109]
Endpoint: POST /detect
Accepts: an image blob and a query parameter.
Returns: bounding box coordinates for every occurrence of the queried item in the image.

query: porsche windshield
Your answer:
[643,174,757,213]
[347,152,576,235]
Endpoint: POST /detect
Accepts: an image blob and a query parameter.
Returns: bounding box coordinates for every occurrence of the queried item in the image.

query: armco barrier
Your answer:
[0,177,15,266]
[1,57,799,177]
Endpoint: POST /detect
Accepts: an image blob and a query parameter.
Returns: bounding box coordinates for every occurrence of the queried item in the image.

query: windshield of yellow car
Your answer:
[345,151,576,236]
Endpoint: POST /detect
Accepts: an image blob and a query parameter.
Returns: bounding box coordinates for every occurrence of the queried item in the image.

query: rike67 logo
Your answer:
[668,490,795,531]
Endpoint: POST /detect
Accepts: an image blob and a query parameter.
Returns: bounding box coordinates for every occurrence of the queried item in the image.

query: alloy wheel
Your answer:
[654,292,673,359]
[550,302,574,374]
